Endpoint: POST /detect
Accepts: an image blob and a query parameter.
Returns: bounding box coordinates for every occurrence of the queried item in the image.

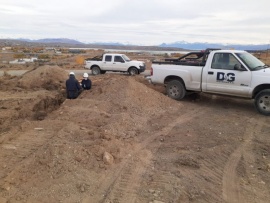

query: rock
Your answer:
[80,185,85,192]
[267,163,270,171]
[75,156,82,162]
[103,151,114,165]
[34,128,44,131]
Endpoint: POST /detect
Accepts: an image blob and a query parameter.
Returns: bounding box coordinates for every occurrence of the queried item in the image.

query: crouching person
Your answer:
[66,72,82,99]
[81,73,92,90]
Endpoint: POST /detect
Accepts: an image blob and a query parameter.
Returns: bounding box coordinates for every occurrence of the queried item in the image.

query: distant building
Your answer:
[9,57,37,64]
[9,59,26,64]
[69,49,82,54]
[2,47,12,50]
[45,47,55,51]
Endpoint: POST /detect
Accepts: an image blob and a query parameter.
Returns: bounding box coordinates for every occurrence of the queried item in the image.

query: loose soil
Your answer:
[0,65,269,203]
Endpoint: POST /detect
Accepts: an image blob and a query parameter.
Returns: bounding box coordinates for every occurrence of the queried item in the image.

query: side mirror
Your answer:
[234,64,246,71]
[121,60,125,63]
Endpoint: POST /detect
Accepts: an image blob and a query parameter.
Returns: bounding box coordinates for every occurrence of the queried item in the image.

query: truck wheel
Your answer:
[254,90,270,116]
[166,80,186,100]
[129,67,138,76]
[92,66,101,75]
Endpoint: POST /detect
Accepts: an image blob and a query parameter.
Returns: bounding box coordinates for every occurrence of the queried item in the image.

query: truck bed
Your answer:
[152,60,205,66]
[152,48,220,67]
[85,55,103,61]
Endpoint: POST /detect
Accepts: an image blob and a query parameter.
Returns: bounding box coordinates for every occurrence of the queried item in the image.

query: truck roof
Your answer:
[104,53,125,55]
[213,50,247,53]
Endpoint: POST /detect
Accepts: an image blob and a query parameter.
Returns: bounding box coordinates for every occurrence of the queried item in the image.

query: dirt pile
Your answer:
[79,75,181,139]
[18,65,67,90]
[0,65,67,134]
[0,74,183,202]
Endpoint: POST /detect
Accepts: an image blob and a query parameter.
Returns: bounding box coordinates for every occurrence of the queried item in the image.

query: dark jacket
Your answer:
[81,78,92,90]
[66,75,81,99]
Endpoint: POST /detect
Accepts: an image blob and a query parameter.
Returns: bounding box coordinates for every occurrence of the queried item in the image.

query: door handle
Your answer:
[208,71,214,75]
[113,63,116,64]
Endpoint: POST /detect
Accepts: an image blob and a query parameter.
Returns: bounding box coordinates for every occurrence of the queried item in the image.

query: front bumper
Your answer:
[139,65,146,73]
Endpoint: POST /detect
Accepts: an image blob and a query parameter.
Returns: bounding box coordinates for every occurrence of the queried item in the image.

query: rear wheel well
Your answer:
[164,76,185,88]
[252,84,270,98]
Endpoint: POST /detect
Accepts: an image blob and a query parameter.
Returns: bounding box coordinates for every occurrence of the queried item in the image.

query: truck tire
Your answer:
[128,67,138,76]
[254,89,270,116]
[166,80,186,100]
[92,66,101,75]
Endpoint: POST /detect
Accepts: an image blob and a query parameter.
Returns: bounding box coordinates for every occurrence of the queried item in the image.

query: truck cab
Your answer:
[202,50,269,98]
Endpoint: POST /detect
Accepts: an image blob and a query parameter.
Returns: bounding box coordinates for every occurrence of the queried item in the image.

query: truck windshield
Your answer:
[122,55,131,62]
[235,52,266,71]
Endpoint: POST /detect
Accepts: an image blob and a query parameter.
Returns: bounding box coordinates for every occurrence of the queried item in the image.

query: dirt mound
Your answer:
[18,65,67,90]
[77,75,182,139]
[86,74,180,114]
[0,65,67,134]
[0,74,184,202]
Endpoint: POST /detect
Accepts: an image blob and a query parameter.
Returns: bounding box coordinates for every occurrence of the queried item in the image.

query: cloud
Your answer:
[0,0,270,45]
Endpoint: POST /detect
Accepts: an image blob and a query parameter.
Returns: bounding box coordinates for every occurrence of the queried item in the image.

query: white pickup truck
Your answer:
[148,49,270,115]
[84,53,145,75]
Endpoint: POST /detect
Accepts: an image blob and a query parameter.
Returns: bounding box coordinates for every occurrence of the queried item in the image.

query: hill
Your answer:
[0,38,269,51]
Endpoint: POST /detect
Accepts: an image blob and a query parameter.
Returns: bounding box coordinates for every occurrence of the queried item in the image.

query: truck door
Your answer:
[112,55,126,71]
[102,55,113,70]
[205,53,252,97]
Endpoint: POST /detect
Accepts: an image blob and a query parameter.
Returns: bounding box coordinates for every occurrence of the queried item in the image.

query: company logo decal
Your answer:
[216,72,235,83]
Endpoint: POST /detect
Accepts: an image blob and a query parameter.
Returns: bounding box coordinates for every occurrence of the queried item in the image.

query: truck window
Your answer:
[114,56,124,62]
[105,55,112,62]
[236,52,265,70]
[211,53,241,70]
[122,55,131,62]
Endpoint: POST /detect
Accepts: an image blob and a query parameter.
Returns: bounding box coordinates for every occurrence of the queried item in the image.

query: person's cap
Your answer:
[83,73,88,77]
[69,72,75,75]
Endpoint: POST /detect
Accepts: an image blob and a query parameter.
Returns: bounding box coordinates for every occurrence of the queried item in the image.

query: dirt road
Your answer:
[0,66,269,203]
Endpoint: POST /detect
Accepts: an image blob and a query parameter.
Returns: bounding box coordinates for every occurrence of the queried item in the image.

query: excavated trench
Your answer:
[0,91,66,134]
[32,92,66,120]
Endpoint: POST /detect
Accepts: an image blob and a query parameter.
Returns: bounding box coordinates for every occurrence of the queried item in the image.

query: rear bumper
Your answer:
[145,76,152,84]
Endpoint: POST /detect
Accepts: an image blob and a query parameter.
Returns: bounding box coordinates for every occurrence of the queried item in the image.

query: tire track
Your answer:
[83,107,208,203]
[0,121,67,185]
[222,117,263,203]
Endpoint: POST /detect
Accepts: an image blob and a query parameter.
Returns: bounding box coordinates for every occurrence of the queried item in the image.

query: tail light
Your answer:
[150,67,153,76]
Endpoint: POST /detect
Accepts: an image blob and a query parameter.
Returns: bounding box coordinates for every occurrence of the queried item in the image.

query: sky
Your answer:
[0,0,270,46]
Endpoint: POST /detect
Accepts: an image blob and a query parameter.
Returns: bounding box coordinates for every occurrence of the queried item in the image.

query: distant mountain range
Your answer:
[17,38,84,45]
[1,38,269,51]
[160,41,270,51]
